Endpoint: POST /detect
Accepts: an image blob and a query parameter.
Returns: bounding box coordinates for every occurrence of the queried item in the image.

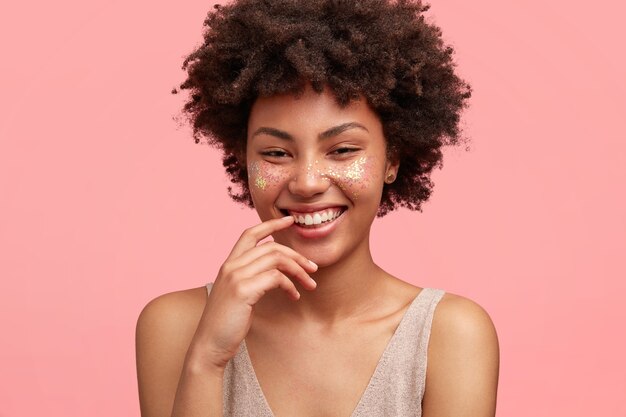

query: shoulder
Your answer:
[422,291,499,417]
[136,285,209,332]
[428,291,499,365]
[136,285,210,361]
[135,285,210,417]
[430,292,498,343]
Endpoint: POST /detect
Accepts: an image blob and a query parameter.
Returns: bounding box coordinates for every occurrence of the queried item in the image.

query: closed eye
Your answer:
[331,147,360,155]
[260,150,289,158]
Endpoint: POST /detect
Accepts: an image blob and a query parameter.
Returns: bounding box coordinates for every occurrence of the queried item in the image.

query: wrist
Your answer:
[185,342,229,377]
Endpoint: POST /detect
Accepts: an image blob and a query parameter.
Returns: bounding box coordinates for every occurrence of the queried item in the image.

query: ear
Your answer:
[384,156,400,184]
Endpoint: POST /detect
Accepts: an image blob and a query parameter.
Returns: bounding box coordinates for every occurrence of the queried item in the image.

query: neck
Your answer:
[255,238,389,325]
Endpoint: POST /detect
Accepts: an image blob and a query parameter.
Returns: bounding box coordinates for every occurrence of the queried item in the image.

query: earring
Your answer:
[385,173,396,184]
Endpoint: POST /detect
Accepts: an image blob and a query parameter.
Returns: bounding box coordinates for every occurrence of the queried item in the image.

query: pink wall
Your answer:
[1,1,624,415]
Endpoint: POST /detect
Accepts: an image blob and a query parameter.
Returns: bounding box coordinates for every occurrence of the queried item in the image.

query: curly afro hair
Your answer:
[175,0,471,216]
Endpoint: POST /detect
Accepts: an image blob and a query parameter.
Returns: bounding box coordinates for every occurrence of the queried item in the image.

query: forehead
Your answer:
[247,86,382,137]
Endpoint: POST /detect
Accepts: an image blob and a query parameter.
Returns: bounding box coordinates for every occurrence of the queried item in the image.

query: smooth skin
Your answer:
[136,85,499,417]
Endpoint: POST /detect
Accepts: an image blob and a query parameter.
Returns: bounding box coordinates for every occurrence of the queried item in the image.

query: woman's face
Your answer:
[246,85,398,266]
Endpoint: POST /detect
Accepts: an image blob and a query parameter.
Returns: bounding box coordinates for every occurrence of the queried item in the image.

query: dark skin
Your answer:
[136,87,499,417]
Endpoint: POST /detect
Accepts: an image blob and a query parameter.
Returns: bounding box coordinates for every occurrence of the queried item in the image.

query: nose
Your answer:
[288,158,331,198]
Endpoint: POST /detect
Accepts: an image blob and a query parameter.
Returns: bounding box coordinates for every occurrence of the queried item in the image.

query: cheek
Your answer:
[248,161,290,197]
[322,156,379,200]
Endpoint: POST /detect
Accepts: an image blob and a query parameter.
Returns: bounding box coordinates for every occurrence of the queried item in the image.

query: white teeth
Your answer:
[290,209,344,226]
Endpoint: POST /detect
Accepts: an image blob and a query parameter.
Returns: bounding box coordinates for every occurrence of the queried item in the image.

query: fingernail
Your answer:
[308,260,318,270]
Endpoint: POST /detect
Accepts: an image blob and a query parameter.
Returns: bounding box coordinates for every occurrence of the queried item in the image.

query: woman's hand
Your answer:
[192,215,317,370]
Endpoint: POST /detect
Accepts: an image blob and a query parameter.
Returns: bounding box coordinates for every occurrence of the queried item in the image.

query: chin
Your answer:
[300,247,342,268]
[281,236,356,269]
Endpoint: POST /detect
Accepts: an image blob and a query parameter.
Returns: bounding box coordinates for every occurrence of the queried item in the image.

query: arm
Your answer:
[135,288,224,417]
[422,293,500,417]
[135,216,317,417]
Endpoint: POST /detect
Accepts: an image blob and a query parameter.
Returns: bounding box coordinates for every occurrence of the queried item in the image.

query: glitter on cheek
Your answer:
[255,176,267,190]
[248,161,290,192]
[320,156,375,200]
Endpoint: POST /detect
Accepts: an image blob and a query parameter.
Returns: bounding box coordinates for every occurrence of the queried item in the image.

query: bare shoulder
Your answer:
[137,285,209,332]
[136,284,209,365]
[431,292,498,343]
[423,292,499,417]
[135,285,210,417]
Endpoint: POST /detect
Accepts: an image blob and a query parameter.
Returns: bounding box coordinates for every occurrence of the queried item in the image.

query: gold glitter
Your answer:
[345,157,366,180]
[255,176,267,190]
[248,161,289,191]
[314,156,372,200]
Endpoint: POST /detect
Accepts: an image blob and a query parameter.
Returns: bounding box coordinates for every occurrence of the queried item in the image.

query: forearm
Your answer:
[171,345,225,417]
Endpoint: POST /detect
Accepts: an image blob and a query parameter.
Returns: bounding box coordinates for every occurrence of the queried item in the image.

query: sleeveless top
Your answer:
[205,283,445,417]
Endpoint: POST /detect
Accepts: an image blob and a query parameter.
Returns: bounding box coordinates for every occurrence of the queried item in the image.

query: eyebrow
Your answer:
[251,122,369,141]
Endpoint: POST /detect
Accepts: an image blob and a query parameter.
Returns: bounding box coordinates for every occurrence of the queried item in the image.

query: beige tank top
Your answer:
[205,283,445,416]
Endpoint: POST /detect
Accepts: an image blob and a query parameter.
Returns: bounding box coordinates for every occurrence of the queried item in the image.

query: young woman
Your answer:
[136,1,499,416]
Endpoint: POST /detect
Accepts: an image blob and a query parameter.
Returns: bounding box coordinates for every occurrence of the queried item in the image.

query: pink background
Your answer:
[1,1,625,416]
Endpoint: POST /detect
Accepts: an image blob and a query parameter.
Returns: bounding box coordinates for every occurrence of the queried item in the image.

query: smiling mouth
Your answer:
[280,207,347,228]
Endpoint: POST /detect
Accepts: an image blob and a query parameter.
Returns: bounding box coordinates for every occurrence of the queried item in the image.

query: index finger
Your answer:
[227,215,294,259]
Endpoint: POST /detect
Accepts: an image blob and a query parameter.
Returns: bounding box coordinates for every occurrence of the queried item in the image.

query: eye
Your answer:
[260,149,289,158]
[330,147,360,156]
